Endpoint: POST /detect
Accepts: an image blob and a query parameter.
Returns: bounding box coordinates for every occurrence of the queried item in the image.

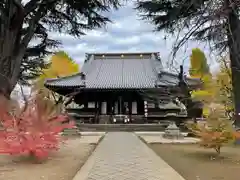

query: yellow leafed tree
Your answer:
[189,48,212,116]
[33,51,79,103]
[187,52,237,155]
[37,51,78,84]
[191,56,233,118]
[189,48,211,79]
[215,58,233,120]
[42,52,78,78]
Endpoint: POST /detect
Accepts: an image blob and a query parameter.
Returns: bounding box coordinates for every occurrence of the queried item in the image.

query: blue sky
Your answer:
[48,1,218,73]
[15,0,220,101]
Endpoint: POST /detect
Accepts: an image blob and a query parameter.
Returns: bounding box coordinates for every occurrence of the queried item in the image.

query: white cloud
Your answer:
[116,36,140,45]
[45,1,218,73]
[15,0,220,103]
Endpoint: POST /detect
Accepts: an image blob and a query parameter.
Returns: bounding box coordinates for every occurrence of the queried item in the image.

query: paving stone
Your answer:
[74,132,185,180]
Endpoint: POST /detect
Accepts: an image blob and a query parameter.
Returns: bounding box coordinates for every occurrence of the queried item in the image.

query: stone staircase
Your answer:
[75,123,189,132]
[62,127,81,136]
[98,115,110,124]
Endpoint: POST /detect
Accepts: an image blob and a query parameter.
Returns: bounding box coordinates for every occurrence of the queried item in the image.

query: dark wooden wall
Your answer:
[73,90,145,115]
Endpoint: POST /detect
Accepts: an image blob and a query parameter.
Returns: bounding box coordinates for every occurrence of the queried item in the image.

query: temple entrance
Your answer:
[111,96,131,123]
[68,90,151,123]
[113,96,129,115]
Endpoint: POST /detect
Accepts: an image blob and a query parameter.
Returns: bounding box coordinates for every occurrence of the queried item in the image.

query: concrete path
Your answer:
[73,132,185,180]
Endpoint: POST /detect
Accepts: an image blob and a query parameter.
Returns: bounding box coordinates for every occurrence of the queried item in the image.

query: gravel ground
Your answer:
[0,138,95,180]
[151,143,240,180]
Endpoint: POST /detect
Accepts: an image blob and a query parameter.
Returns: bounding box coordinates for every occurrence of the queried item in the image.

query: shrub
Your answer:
[0,93,75,161]
[186,106,236,155]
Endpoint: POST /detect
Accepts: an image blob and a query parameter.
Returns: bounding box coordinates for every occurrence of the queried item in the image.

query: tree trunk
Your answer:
[227,1,240,127]
[0,34,20,98]
[0,52,25,99]
[0,1,26,100]
[0,56,24,110]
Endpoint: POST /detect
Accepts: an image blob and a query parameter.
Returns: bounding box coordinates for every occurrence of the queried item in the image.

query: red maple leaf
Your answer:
[0,95,75,161]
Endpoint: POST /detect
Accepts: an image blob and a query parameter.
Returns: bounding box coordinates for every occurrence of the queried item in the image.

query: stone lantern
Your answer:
[163,121,184,139]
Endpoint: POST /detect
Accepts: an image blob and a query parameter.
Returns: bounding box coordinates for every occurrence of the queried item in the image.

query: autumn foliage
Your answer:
[33,51,80,106]
[187,107,237,154]
[187,49,239,154]
[0,93,75,161]
[34,51,79,91]
[189,48,210,79]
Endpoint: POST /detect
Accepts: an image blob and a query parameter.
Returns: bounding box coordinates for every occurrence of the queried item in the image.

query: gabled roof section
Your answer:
[156,71,201,87]
[44,52,200,89]
[44,72,86,87]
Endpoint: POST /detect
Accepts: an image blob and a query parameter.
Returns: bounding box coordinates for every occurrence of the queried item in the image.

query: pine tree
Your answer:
[0,0,121,100]
[136,0,240,126]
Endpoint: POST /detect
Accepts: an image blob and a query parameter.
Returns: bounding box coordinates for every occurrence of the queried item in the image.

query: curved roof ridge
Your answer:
[45,72,83,83]
[160,70,201,81]
[81,54,95,74]
[87,52,159,55]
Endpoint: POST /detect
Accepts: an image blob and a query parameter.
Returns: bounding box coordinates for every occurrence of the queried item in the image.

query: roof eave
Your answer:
[88,52,159,56]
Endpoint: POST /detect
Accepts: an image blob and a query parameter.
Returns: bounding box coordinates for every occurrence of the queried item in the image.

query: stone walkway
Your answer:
[73,132,185,180]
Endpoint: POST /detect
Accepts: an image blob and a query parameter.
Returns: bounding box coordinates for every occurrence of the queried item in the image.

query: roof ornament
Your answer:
[178,65,184,82]
[156,52,161,61]
[84,53,90,63]
[150,53,155,59]
[85,54,94,62]
[80,73,86,85]
[178,65,189,91]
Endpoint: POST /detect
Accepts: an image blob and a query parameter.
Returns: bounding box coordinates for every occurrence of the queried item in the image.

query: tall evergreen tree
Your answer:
[136,0,240,126]
[0,0,121,100]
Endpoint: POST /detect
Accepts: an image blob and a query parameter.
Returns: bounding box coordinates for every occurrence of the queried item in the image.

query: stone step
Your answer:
[62,128,81,136]
[76,123,188,132]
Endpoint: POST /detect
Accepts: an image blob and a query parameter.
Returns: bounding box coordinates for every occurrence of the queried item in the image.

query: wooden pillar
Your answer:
[99,100,102,115]
[118,98,121,114]
[84,102,87,109]
[94,101,98,124]
[97,101,100,123]
[109,98,114,123]
[107,97,113,116]
[112,100,115,115]
[127,101,131,115]
[128,101,132,122]
[129,92,132,115]
[111,99,115,115]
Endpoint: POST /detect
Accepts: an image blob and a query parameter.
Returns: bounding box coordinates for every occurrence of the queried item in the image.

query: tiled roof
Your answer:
[44,73,85,87]
[44,53,200,89]
[156,71,201,87]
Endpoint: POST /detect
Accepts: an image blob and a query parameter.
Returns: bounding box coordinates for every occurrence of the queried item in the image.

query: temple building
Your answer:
[44,52,201,124]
